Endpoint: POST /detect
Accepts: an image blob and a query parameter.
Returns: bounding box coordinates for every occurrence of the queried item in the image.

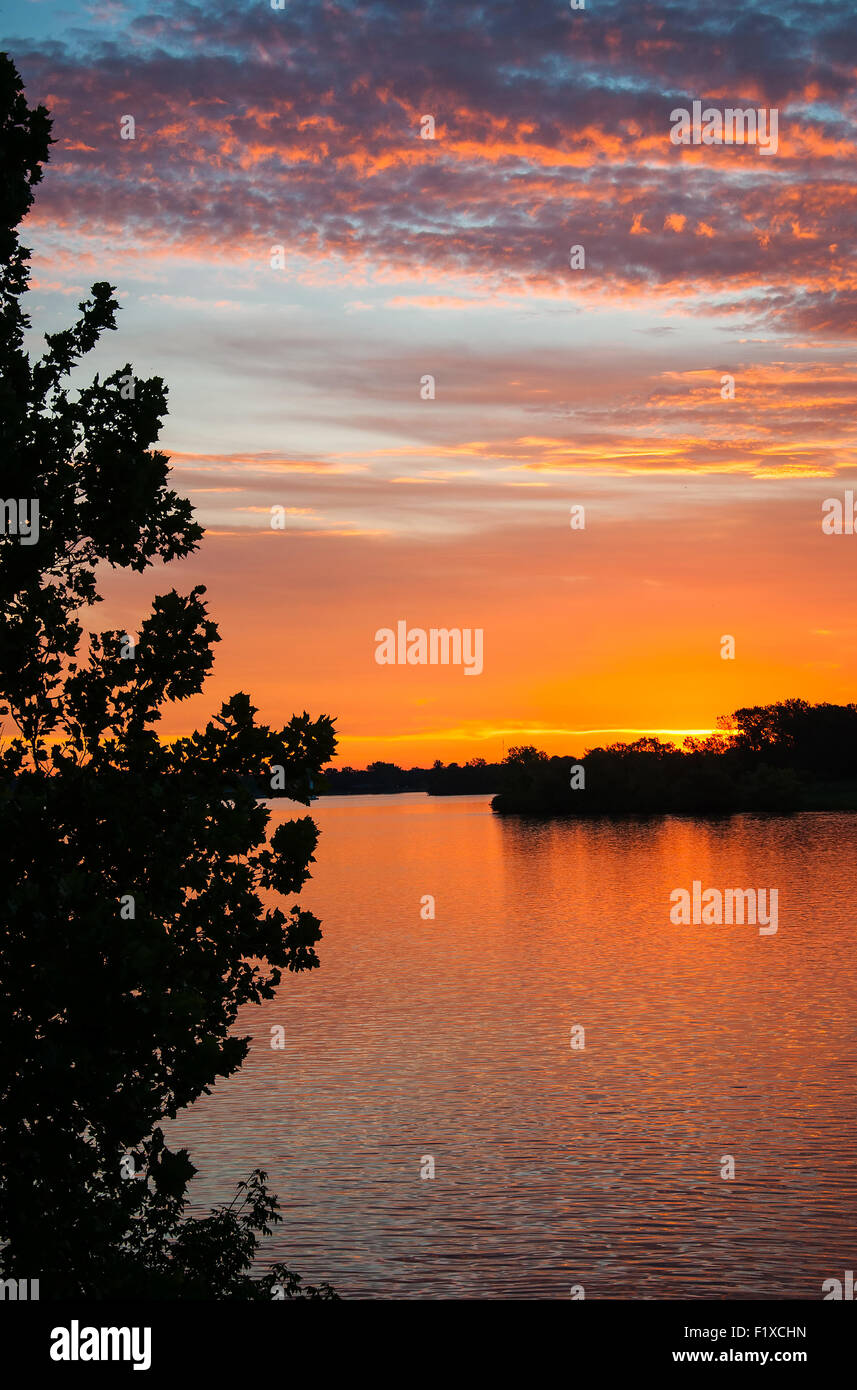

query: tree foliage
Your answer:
[0,52,337,1297]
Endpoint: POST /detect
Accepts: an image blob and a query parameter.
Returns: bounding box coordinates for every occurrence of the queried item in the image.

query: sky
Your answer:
[4,0,857,766]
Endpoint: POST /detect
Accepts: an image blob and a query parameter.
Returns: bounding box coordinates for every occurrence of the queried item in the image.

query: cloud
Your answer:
[7,0,857,331]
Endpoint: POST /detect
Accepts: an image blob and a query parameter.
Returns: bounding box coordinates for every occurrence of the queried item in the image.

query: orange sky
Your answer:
[11,0,857,767]
[93,478,857,766]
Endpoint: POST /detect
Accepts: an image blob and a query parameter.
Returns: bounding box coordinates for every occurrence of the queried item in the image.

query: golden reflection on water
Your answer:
[168,796,857,1298]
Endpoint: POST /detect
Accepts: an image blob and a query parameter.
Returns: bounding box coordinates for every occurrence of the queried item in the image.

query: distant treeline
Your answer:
[491,700,857,816]
[315,758,503,796]
[255,700,857,815]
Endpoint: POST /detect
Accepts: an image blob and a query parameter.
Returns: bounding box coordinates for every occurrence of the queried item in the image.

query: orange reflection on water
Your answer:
[169,796,857,1298]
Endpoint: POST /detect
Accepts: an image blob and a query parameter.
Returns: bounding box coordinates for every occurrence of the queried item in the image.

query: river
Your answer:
[168,795,857,1299]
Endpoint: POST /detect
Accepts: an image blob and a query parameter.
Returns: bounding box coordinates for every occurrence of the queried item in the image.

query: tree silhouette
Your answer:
[0,53,337,1297]
[490,702,857,816]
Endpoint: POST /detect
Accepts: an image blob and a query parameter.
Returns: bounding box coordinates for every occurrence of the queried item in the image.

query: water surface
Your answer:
[169,795,857,1299]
